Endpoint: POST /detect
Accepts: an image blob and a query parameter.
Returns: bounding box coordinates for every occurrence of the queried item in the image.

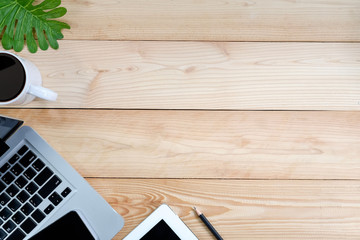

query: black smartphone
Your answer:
[29,211,97,240]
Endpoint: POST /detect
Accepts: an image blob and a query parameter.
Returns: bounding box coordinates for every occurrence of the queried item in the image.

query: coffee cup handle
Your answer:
[29,85,58,101]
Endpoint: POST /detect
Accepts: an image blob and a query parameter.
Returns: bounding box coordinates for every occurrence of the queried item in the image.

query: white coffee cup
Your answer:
[0,51,57,105]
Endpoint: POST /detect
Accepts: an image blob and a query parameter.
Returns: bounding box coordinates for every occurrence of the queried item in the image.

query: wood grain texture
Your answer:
[60,0,360,41]
[0,0,357,239]
[8,41,360,110]
[1,109,359,179]
[88,178,360,239]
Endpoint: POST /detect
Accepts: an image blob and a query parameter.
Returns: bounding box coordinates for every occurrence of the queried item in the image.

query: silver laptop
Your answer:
[0,115,124,240]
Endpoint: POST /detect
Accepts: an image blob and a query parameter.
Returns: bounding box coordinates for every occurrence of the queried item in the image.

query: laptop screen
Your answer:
[0,116,23,140]
[0,115,23,156]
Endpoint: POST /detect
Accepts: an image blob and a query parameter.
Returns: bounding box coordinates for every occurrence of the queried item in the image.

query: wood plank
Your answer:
[87,178,360,239]
[1,109,359,180]
[8,41,360,110]
[60,0,360,41]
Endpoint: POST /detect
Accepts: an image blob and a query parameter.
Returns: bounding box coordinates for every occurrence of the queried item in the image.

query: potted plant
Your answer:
[0,0,70,53]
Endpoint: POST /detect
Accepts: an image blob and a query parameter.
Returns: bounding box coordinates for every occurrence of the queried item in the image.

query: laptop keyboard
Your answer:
[0,145,73,240]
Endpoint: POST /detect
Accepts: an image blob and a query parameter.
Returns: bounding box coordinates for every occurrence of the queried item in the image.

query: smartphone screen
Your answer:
[140,220,181,240]
[29,211,96,240]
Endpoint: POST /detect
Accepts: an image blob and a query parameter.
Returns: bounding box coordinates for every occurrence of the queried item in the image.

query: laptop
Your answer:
[0,115,124,240]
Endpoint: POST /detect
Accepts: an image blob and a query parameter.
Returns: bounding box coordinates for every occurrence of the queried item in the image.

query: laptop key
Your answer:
[10,164,24,176]
[29,194,42,207]
[24,168,36,180]
[0,193,10,206]
[20,218,37,234]
[6,184,19,197]
[8,199,21,211]
[3,219,16,233]
[15,176,28,189]
[31,209,45,223]
[19,151,36,168]
[49,192,63,206]
[25,182,39,195]
[7,228,25,240]
[16,190,30,204]
[32,159,45,172]
[0,229,6,240]
[0,163,10,174]
[34,167,53,186]
[2,172,15,184]
[38,175,62,199]
[61,187,72,198]
[0,181,6,192]
[12,211,25,224]
[20,203,34,216]
[17,146,28,156]
[0,207,12,220]
[44,204,54,214]
[8,154,20,165]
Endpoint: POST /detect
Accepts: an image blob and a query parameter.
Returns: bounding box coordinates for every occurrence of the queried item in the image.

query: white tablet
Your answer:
[123,204,198,240]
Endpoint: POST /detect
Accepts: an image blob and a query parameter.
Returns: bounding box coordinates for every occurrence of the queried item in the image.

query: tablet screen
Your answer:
[123,204,198,240]
[141,220,180,240]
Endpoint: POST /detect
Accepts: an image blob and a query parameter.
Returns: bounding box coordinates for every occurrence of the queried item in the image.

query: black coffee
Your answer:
[0,53,26,102]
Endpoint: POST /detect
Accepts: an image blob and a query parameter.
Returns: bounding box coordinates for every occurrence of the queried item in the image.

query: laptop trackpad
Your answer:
[29,210,97,240]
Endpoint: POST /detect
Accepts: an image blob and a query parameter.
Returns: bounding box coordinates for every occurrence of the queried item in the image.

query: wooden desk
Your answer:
[1,0,360,238]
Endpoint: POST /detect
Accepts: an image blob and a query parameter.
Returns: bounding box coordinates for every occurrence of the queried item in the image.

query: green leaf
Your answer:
[0,0,70,53]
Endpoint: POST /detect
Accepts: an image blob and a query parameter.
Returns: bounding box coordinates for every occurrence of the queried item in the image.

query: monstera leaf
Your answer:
[0,0,70,53]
